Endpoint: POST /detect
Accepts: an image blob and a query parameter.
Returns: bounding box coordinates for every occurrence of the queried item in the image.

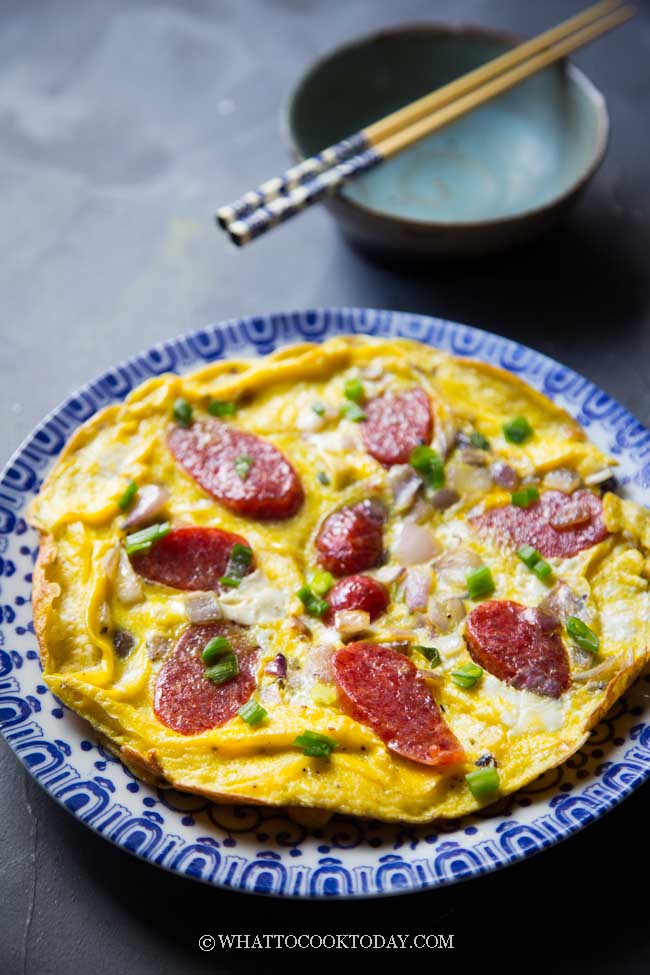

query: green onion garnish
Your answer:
[312,401,326,416]
[566,616,600,654]
[316,471,330,486]
[511,485,540,508]
[465,767,500,799]
[466,565,495,600]
[117,480,138,511]
[469,431,491,451]
[451,662,484,689]
[413,646,441,667]
[310,570,334,596]
[234,454,254,480]
[409,445,445,491]
[219,543,253,591]
[517,544,553,582]
[205,653,239,685]
[201,636,232,665]
[344,378,365,404]
[503,416,533,445]
[296,585,329,618]
[173,397,193,427]
[208,399,236,417]
[341,401,366,422]
[124,521,170,556]
[294,730,338,758]
[238,698,267,726]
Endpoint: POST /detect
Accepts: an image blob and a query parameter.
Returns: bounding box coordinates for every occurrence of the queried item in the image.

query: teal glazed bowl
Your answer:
[287,24,609,258]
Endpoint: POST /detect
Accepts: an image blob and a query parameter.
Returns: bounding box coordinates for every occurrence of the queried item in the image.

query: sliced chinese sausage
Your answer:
[361,388,433,466]
[154,622,258,735]
[472,489,608,558]
[130,526,253,591]
[333,643,465,767]
[465,600,570,699]
[168,418,304,520]
[315,499,385,576]
[325,575,389,624]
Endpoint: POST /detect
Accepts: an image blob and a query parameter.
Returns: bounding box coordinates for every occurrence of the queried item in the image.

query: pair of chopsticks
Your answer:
[216,0,634,247]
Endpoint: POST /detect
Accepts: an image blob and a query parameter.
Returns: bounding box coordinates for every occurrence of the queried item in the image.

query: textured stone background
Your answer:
[0,1,648,971]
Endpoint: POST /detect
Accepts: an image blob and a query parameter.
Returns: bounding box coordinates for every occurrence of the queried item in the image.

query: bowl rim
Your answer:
[283,21,610,231]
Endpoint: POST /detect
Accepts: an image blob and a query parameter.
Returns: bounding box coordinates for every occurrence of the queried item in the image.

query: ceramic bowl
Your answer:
[286,24,609,258]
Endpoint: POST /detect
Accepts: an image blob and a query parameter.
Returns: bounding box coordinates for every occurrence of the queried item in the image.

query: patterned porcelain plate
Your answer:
[2,308,650,899]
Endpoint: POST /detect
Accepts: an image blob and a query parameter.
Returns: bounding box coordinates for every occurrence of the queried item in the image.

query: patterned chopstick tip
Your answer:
[217,132,371,228]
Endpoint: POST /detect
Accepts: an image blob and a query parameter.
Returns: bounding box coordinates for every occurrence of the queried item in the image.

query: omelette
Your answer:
[29,336,650,823]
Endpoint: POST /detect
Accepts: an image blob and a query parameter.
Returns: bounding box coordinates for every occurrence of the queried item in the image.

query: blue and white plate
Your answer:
[2,308,650,898]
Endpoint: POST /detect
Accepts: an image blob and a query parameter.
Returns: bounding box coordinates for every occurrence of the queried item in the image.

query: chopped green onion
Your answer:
[344,378,365,404]
[310,570,334,596]
[341,401,366,422]
[117,480,138,511]
[413,646,441,667]
[234,454,254,480]
[566,616,600,654]
[201,636,232,665]
[238,698,267,726]
[511,485,540,508]
[466,565,495,600]
[409,445,445,490]
[124,521,170,556]
[219,576,241,588]
[173,397,193,428]
[205,653,239,685]
[316,471,330,486]
[469,431,491,451]
[503,416,533,445]
[221,543,253,587]
[312,401,326,416]
[296,585,329,618]
[465,767,500,799]
[208,399,236,417]
[533,559,553,581]
[451,662,484,689]
[517,544,553,582]
[294,730,338,758]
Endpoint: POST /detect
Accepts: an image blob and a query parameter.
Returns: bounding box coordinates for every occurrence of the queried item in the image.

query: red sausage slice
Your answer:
[362,388,433,466]
[316,499,386,576]
[326,575,389,624]
[472,489,608,558]
[168,418,304,520]
[154,622,258,735]
[466,600,571,699]
[130,526,253,591]
[333,643,465,767]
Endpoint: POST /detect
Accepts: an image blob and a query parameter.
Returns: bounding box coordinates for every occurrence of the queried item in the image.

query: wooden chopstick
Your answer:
[217,0,624,231]
[219,2,634,246]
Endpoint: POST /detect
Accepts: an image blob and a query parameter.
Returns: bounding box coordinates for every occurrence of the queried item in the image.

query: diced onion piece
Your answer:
[362,360,384,381]
[404,566,433,610]
[184,591,222,623]
[584,467,614,486]
[373,563,404,585]
[123,484,170,529]
[490,460,520,490]
[386,464,422,513]
[393,522,441,565]
[429,487,460,511]
[265,653,287,678]
[543,468,581,494]
[572,651,630,683]
[549,499,591,530]
[104,545,144,605]
[146,634,172,661]
[427,596,466,634]
[305,644,335,684]
[448,461,492,495]
[459,447,490,467]
[539,582,592,625]
[434,547,482,586]
[334,609,371,639]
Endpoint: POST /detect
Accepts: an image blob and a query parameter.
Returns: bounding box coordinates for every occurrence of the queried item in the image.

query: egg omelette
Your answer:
[29,336,650,823]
